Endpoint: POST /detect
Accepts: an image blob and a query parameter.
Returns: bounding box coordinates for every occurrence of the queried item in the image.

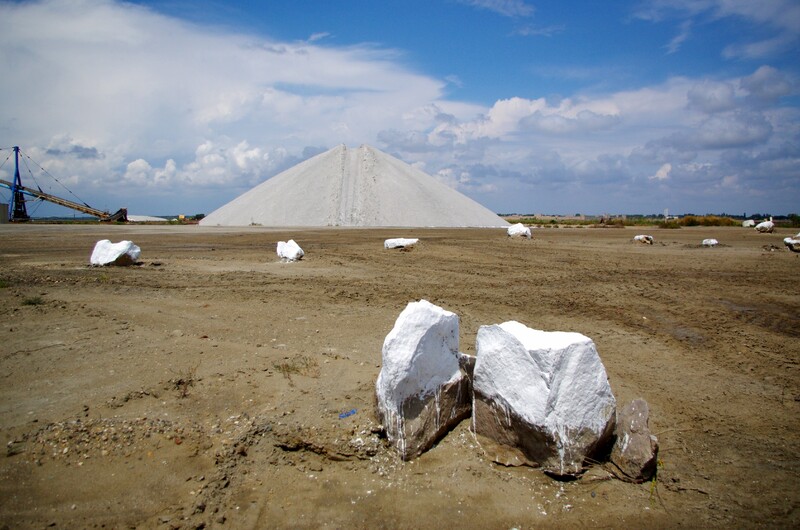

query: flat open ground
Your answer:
[0,223,797,528]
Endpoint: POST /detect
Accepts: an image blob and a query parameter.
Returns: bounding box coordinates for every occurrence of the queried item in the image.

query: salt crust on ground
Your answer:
[89,240,141,266]
[200,145,509,227]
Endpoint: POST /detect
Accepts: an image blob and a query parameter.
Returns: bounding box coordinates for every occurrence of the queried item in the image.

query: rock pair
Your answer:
[375,300,657,479]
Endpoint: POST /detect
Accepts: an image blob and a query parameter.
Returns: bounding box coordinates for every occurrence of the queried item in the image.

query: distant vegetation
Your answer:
[504,213,800,229]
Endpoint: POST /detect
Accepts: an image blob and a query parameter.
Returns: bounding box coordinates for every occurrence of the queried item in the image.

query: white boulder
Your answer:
[375,300,472,460]
[276,239,304,261]
[701,238,719,247]
[755,219,774,233]
[507,223,532,239]
[472,321,616,476]
[633,235,654,244]
[384,238,419,249]
[90,240,141,266]
[742,219,756,228]
[784,237,800,253]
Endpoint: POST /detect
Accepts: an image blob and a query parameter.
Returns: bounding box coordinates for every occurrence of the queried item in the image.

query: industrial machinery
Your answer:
[0,146,127,222]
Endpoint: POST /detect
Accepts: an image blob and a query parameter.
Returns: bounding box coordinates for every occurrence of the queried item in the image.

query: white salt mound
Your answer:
[507,223,531,238]
[277,239,304,261]
[200,144,509,227]
[90,240,141,266]
[127,214,166,222]
[384,238,419,249]
[702,238,719,247]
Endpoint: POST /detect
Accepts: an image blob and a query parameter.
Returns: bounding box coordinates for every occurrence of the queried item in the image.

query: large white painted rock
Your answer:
[755,220,774,233]
[507,223,531,238]
[276,239,304,261]
[784,237,800,253]
[384,238,419,249]
[375,300,472,460]
[473,321,616,476]
[89,240,141,266]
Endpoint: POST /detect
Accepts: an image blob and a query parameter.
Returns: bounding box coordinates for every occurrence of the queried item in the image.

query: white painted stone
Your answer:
[473,321,616,476]
[276,239,304,261]
[375,300,470,459]
[384,238,419,249]
[755,220,774,233]
[89,240,141,266]
[507,223,531,238]
[701,238,719,247]
[633,235,654,244]
[784,237,800,253]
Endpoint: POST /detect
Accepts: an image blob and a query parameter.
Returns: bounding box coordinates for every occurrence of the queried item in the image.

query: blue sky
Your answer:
[1,0,798,217]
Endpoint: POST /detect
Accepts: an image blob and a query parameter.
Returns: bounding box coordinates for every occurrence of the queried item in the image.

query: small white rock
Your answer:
[507,223,531,239]
[384,238,419,249]
[277,239,304,261]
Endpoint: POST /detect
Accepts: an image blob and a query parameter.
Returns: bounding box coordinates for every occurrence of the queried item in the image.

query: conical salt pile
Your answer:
[200,144,508,227]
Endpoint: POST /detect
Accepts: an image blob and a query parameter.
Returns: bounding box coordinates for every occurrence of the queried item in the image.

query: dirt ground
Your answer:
[0,223,797,529]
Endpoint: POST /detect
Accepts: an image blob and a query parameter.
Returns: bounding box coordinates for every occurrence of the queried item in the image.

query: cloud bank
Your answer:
[0,0,797,216]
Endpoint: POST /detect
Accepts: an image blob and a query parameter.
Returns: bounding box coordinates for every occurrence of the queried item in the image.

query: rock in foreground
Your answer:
[90,240,141,266]
[611,399,659,482]
[375,300,471,460]
[473,321,616,476]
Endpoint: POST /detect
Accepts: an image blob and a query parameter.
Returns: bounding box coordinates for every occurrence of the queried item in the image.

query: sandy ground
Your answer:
[0,223,797,529]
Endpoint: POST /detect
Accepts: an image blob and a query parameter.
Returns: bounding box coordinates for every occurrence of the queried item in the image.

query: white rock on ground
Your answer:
[755,219,774,233]
[507,223,532,238]
[90,240,141,266]
[633,235,654,244]
[375,300,472,460]
[784,237,800,253]
[384,238,419,249]
[702,238,719,247]
[473,321,616,476]
[742,219,756,227]
[276,239,304,261]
